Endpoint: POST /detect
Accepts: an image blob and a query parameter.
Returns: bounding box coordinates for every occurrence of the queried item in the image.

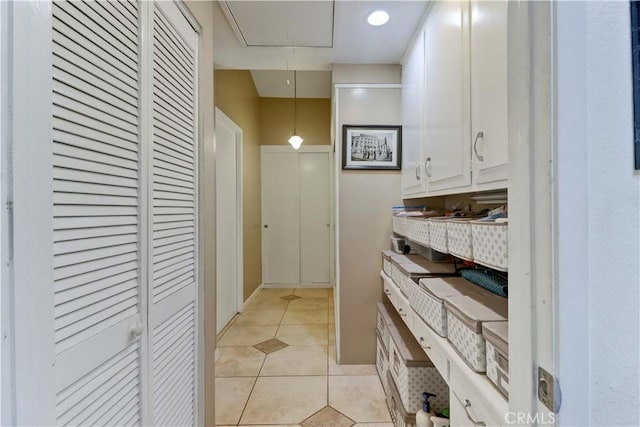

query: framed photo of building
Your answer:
[342,125,402,170]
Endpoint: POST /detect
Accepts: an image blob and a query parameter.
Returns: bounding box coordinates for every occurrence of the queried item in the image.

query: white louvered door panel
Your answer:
[52,1,144,426]
[149,2,198,426]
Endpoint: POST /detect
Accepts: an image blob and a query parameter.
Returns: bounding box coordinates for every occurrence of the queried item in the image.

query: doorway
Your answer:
[215,108,243,333]
[261,145,333,287]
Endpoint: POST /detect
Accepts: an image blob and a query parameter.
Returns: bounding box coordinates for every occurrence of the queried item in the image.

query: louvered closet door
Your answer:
[149,2,199,426]
[52,1,144,426]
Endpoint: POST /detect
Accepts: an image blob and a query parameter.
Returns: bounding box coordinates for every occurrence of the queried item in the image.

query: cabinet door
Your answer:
[470,0,509,187]
[401,30,426,198]
[424,0,472,194]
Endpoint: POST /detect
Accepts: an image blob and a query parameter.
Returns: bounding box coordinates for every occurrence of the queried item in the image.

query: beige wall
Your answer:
[260,98,331,145]
[214,71,263,301]
[184,1,215,425]
[333,65,402,364]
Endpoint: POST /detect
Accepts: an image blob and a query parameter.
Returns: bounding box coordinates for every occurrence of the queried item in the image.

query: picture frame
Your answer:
[342,125,402,170]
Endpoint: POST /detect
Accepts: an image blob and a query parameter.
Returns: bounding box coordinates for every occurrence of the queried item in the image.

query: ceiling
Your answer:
[214,0,429,98]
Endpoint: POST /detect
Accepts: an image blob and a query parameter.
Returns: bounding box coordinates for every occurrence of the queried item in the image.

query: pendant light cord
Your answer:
[293,70,298,135]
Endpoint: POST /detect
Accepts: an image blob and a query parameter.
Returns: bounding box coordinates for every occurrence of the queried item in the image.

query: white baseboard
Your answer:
[242,284,263,311]
[262,282,334,289]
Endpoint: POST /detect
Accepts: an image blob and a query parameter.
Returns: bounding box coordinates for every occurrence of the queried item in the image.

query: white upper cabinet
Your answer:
[470,0,509,187]
[401,30,427,198]
[423,0,472,194]
[399,0,508,198]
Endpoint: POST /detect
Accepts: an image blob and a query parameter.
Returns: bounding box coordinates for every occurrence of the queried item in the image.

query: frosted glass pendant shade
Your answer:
[288,134,303,150]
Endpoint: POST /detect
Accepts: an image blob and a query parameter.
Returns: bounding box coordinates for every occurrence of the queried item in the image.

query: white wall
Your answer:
[556,2,640,425]
[332,65,402,363]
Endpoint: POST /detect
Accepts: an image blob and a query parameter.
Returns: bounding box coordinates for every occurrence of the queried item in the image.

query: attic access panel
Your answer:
[221,1,335,48]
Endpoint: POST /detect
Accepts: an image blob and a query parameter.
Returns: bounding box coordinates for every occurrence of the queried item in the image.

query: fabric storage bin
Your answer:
[377,303,403,354]
[388,321,450,414]
[386,371,417,427]
[483,321,509,399]
[395,258,457,301]
[377,332,389,393]
[411,277,475,337]
[392,215,408,237]
[405,218,430,247]
[445,294,508,373]
[382,250,396,277]
[446,219,475,261]
[428,217,450,253]
[471,220,508,271]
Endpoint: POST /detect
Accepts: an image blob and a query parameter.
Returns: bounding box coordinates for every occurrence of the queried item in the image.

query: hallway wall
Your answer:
[260,98,331,145]
[332,64,402,364]
[214,70,263,300]
[214,73,332,300]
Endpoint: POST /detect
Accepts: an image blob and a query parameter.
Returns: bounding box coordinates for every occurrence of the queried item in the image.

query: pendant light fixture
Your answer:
[288,70,303,149]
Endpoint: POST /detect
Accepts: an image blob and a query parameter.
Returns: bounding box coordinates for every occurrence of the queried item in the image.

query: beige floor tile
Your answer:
[215,377,255,425]
[328,345,377,376]
[259,288,295,297]
[294,288,330,298]
[217,324,278,347]
[260,345,328,376]
[234,308,286,326]
[282,308,328,325]
[240,376,327,425]
[215,346,266,377]
[329,376,391,423]
[276,324,328,346]
[287,297,329,310]
[353,424,394,427]
[329,309,335,325]
[245,298,290,311]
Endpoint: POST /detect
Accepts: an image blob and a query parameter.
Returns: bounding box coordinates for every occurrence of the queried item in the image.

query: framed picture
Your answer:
[342,125,402,170]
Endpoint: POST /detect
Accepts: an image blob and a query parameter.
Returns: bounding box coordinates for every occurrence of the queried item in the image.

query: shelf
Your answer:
[380,271,508,425]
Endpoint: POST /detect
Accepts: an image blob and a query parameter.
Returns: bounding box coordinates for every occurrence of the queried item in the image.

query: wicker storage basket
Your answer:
[483,321,509,399]
[411,277,474,337]
[471,220,508,271]
[428,217,450,253]
[446,219,475,261]
[445,294,507,373]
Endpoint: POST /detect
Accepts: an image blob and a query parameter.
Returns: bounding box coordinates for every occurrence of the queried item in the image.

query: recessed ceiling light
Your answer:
[366,10,390,27]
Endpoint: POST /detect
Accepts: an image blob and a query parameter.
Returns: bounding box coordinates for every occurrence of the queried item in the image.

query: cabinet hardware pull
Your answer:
[384,290,391,295]
[415,163,420,180]
[398,308,407,317]
[425,157,432,177]
[464,399,486,426]
[473,131,485,161]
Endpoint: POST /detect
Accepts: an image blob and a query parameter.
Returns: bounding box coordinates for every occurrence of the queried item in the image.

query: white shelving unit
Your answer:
[381,271,508,426]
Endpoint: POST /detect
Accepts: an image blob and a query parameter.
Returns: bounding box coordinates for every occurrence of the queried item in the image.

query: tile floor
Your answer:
[215,287,393,427]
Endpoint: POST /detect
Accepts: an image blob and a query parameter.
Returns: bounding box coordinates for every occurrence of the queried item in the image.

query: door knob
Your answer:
[129,318,144,337]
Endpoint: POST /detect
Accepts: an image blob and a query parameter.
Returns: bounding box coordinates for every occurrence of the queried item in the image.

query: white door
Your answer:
[148,2,198,426]
[215,108,243,333]
[51,1,145,425]
[262,147,332,286]
[424,0,472,193]
[262,151,300,284]
[299,152,331,284]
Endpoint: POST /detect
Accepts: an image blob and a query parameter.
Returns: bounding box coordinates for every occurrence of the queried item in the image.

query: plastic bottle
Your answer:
[431,416,450,427]
[416,392,436,427]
